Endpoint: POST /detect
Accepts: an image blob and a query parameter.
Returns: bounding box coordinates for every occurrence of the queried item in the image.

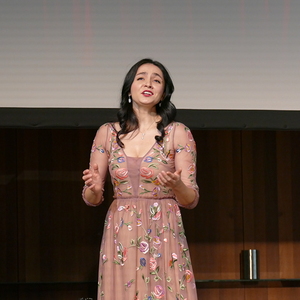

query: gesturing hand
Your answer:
[157,169,183,188]
[82,163,103,195]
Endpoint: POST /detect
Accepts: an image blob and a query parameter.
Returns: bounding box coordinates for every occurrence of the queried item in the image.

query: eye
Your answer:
[137,77,144,81]
[154,79,161,84]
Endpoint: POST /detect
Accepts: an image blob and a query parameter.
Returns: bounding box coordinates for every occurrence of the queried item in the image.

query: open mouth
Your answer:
[142,90,153,96]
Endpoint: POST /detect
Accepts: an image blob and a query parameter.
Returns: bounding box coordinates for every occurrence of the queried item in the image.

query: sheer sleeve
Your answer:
[82,123,110,206]
[173,122,199,209]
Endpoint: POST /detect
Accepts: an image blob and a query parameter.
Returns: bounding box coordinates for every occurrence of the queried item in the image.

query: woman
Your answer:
[82,58,199,300]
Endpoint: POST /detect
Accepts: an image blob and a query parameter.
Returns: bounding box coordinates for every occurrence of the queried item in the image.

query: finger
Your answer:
[82,175,89,182]
[157,173,167,185]
[166,172,176,180]
[82,172,92,180]
[158,174,174,187]
[166,170,181,182]
[158,172,168,181]
[82,169,90,175]
[174,169,182,176]
[85,178,93,186]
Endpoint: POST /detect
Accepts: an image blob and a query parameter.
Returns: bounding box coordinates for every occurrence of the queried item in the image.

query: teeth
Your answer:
[143,91,152,95]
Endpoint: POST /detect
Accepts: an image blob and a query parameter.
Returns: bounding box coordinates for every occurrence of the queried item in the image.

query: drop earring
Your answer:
[128,95,132,103]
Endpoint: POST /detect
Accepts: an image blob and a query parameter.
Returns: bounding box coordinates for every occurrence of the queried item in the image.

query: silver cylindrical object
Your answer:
[240,249,259,280]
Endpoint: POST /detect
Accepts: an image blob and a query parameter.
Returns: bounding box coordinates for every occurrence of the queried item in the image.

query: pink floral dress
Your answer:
[83,122,199,300]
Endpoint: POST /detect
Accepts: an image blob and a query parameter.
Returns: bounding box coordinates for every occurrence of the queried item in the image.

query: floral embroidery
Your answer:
[113,168,132,195]
[105,214,112,230]
[111,139,119,151]
[149,202,161,220]
[106,122,198,199]
[188,163,196,174]
[169,252,178,268]
[153,285,165,299]
[117,156,126,163]
[187,129,194,141]
[178,270,194,291]
[174,204,181,217]
[185,144,192,152]
[140,257,146,267]
[140,167,154,179]
[114,242,128,266]
[144,156,154,163]
[185,269,194,283]
[138,241,150,254]
[125,278,134,289]
[108,201,196,298]
[152,187,160,198]
[91,141,104,153]
[102,254,108,264]
[142,274,150,285]
[149,257,157,271]
[150,264,162,281]
[98,123,198,299]
[152,236,162,249]
[115,168,128,180]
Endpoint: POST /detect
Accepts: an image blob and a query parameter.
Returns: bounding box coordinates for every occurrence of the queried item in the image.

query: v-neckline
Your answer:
[121,141,157,159]
[109,121,174,159]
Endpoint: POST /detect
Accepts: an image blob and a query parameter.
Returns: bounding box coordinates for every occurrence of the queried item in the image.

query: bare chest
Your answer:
[121,129,159,157]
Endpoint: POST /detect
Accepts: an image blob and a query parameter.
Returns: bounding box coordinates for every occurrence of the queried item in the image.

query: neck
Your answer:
[133,105,157,118]
[139,118,157,132]
[136,112,158,130]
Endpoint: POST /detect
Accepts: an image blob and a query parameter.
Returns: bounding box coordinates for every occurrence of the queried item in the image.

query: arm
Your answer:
[82,124,109,206]
[157,123,199,209]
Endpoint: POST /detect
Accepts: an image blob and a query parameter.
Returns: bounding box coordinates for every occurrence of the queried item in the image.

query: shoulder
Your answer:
[171,122,195,144]
[174,122,191,131]
[165,122,191,135]
[94,123,117,140]
[97,122,118,134]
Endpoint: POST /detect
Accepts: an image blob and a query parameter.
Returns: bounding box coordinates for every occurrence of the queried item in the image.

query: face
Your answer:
[130,63,165,109]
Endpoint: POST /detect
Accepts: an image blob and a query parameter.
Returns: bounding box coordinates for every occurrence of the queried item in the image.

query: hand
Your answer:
[82,163,103,195]
[157,169,182,188]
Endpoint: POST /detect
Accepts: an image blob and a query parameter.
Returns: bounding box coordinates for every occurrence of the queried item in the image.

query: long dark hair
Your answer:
[116,58,176,147]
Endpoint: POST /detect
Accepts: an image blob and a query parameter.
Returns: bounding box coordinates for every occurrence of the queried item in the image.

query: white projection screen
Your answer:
[1,0,299,110]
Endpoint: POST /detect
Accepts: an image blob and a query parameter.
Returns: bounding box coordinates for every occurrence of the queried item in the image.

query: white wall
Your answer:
[1,0,299,110]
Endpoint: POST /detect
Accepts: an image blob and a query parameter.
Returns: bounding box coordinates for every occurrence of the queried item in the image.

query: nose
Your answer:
[144,78,152,88]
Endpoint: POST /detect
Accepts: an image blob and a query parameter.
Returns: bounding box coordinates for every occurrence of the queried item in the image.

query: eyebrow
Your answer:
[136,72,163,79]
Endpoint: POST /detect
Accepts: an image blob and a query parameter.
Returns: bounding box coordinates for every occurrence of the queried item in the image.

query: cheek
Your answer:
[131,82,141,93]
[158,87,165,98]
[159,84,165,95]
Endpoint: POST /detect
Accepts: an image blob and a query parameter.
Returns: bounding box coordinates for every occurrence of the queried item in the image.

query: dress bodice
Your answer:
[109,140,176,200]
[85,122,199,208]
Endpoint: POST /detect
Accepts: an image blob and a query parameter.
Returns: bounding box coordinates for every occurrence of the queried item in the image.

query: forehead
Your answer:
[136,63,164,78]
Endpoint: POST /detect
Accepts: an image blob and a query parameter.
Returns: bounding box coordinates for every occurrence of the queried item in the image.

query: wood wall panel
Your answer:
[184,130,243,281]
[16,129,112,283]
[245,287,300,299]
[0,129,18,283]
[241,131,300,280]
[2,128,300,299]
[197,287,244,300]
[242,131,280,279]
[276,131,300,279]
